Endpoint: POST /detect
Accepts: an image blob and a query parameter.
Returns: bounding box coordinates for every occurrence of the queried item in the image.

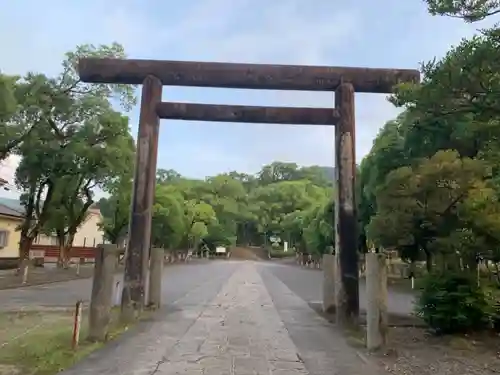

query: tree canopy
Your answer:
[1,43,136,268]
[361,6,500,274]
[99,161,336,255]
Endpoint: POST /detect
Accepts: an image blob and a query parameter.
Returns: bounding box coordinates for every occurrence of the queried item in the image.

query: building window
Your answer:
[0,230,9,248]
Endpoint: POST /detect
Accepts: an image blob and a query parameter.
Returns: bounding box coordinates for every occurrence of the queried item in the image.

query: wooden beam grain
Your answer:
[78,58,420,94]
[121,75,162,322]
[156,102,339,125]
[334,82,359,327]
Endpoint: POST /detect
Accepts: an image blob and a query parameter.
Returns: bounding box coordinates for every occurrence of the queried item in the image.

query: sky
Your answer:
[0,0,494,199]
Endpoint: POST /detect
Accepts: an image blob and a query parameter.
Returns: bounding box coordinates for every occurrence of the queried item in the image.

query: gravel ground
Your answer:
[370,327,500,375]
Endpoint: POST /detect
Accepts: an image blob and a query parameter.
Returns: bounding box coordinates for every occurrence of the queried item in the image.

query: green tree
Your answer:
[145,162,336,254]
[425,0,500,21]
[258,162,300,185]
[302,201,335,255]
[151,185,186,249]
[0,73,24,161]
[391,29,500,166]
[99,175,133,246]
[156,168,182,184]
[184,200,217,249]
[367,150,491,271]
[12,43,136,271]
[249,179,328,243]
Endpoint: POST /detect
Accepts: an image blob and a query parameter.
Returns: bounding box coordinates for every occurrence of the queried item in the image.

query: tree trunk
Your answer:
[62,232,76,269]
[409,260,416,278]
[424,250,433,272]
[57,242,65,268]
[55,229,67,268]
[18,236,34,284]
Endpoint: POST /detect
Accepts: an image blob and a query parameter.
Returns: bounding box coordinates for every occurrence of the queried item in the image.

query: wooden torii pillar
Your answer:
[78,58,419,325]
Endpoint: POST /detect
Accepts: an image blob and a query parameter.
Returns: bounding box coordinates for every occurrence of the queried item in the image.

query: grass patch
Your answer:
[0,307,139,375]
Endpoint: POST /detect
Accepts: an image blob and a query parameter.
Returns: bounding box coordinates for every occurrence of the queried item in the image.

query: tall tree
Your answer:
[367,150,492,271]
[13,43,136,273]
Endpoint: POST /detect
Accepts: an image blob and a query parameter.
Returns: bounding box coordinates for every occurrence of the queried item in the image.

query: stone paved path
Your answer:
[62,262,385,375]
[155,264,308,374]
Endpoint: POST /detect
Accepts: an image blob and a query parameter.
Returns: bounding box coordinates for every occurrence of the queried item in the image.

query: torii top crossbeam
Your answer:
[78,58,420,94]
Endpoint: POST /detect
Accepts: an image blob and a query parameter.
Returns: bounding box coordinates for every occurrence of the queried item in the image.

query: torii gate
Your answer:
[78,58,419,325]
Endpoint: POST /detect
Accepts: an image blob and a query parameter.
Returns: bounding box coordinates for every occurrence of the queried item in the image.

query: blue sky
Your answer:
[0,0,494,198]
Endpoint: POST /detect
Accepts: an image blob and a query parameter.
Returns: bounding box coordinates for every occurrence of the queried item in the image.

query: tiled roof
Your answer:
[0,201,23,218]
[0,197,25,215]
[0,197,104,219]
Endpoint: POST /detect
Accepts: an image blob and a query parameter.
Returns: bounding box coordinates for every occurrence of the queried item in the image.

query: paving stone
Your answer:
[269,360,308,370]
[228,336,251,347]
[260,264,389,375]
[59,261,389,375]
[233,356,270,374]
[155,264,308,374]
[157,361,203,374]
[271,369,309,375]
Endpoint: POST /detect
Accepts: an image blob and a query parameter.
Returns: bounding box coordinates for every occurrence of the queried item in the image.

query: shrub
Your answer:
[415,271,490,334]
[490,299,500,332]
[483,287,500,332]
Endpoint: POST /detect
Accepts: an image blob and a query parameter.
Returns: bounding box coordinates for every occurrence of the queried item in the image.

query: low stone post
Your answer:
[148,247,164,309]
[365,252,388,350]
[88,244,119,342]
[322,254,336,313]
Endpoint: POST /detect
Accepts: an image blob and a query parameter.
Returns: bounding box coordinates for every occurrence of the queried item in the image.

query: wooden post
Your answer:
[121,75,162,323]
[76,257,84,276]
[366,252,388,350]
[148,248,164,309]
[143,82,162,306]
[72,300,83,349]
[334,82,359,326]
[88,244,119,342]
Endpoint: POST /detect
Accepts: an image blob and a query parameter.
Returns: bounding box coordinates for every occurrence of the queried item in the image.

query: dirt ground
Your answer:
[367,327,500,375]
[311,303,500,375]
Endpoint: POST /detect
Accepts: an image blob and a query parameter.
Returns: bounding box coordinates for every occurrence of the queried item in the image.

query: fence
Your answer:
[29,244,98,263]
[33,234,110,248]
